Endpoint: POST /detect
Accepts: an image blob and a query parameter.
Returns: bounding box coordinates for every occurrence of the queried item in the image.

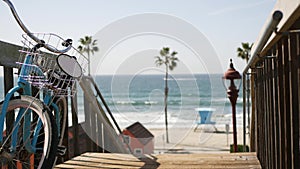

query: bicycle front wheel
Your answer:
[52,96,67,145]
[0,96,58,169]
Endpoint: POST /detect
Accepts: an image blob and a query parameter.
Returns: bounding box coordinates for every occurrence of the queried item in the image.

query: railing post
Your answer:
[249,69,256,152]
[71,83,80,156]
[3,67,14,137]
[283,36,292,169]
[277,39,285,169]
[84,91,92,152]
[288,33,299,169]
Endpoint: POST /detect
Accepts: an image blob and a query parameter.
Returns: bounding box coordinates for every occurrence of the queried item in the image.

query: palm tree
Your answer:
[155,47,179,143]
[237,42,253,63]
[78,36,99,75]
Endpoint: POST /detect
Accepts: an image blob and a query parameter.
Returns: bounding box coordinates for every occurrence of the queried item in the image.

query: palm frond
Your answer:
[155,56,164,66]
[160,50,166,57]
[163,47,170,53]
[171,51,178,56]
[93,46,99,52]
[237,47,243,52]
[92,40,98,46]
[77,35,99,56]
[237,42,253,62]
[155,47,179,72]
[171,61,177,67]
[78,45,83,52]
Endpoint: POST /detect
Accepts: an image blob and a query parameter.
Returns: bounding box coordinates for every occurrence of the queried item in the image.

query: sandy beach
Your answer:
[149,125,248,154]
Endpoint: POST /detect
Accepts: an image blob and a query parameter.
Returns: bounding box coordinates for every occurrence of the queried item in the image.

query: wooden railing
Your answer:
[245,11,300,169]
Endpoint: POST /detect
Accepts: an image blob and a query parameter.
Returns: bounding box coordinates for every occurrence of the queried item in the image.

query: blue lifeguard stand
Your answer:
[194,108,216,131]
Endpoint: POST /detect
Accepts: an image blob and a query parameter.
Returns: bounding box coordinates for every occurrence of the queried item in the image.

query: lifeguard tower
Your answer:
[194,108,216,131]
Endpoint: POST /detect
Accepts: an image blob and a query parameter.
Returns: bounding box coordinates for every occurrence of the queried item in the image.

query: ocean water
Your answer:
[0,74,244,130]
[89,74,244,129]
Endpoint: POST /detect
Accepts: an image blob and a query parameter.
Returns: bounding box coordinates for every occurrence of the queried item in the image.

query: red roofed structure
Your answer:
[122,122,154,155]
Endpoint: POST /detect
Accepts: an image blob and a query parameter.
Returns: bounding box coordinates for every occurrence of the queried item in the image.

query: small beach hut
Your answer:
[122,122,154,155]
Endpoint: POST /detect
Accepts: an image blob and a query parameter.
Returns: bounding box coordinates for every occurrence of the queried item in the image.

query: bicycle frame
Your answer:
[0,53,61,153]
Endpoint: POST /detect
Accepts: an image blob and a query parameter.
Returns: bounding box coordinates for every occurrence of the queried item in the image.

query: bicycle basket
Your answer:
[18,33,89,96]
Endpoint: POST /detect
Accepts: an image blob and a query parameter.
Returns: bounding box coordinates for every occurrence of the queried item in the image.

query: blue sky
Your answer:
[0,0,276,74]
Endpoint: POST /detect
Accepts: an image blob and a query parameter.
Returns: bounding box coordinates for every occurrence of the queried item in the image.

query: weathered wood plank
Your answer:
[289,33,300,169]
[55,153,261,169]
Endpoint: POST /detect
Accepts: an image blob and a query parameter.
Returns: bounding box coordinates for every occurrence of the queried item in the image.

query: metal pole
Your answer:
[243,74,246,152]
[243,10,282,74]
[228,82,238,152]
[247,73,251,149]
[226,124,229,146]
[231,100,238,152]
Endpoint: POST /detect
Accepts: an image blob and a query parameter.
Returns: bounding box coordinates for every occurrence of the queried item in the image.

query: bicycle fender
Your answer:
[0,86,22,142]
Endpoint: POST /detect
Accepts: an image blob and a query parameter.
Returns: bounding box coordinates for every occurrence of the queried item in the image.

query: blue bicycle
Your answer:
[0,0,88,168]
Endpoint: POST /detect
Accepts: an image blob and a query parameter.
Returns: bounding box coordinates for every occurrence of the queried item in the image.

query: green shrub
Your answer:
[230,144,249,152]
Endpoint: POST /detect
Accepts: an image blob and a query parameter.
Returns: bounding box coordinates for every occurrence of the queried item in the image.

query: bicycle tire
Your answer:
[51,96,68,165]
[0,96,58,169]
[52,96,67,145]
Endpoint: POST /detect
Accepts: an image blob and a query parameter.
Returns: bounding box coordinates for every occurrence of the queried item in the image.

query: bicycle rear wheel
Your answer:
[0,96,58,169]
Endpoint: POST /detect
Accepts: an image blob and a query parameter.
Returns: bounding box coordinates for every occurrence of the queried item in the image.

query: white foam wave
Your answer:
[144,101,158,105]
[116,100,136,104]
[163,78,196,81]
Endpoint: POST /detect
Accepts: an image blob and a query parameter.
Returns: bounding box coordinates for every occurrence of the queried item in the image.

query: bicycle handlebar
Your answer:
[3,0,72,53]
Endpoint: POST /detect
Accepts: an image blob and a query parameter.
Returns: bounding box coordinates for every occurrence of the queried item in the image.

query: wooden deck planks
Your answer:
[54,152,261,169]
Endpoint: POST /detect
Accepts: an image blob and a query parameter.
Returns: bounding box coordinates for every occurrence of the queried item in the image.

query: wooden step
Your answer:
[54,152,261,169]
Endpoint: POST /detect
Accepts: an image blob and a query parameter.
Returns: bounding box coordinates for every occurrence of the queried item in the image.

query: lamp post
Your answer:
[223,59,241,152]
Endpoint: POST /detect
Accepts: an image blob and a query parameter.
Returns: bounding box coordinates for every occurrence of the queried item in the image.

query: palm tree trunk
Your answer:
[164,66,169,143]
[87,51,91,76]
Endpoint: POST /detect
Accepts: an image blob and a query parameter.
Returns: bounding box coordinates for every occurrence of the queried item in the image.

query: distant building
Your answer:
[122,122,154,155]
